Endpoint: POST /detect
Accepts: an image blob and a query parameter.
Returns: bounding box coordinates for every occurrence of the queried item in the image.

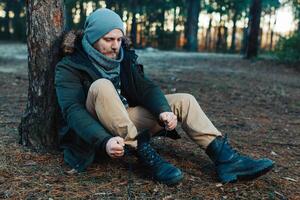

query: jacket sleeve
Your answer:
[55,62,112,152]
[132,63,171,118]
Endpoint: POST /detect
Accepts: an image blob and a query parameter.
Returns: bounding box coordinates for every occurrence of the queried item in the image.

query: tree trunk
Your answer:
[205,16,212,50]
[270,17,276,50]
[12,0,26,42]
[173,6,177,34]
[105,0,114,9]
[4,0,12,39]
[19,0,65,149]
[65,0,75,31]
[130,0,138,48]
[230,11,238,52]
[245,0,262,58]
[265,14,272,49]
[185,0,201,51]
[78,0,86,29]
[215,17,223,52]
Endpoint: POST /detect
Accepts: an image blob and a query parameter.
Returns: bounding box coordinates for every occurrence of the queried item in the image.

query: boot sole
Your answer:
[220,162,274,183]
[158,173,184,186]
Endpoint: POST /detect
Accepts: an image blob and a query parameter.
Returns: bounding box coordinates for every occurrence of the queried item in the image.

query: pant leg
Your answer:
[85,79,137,148]
[165,93,222,149]
[127,106,163,134]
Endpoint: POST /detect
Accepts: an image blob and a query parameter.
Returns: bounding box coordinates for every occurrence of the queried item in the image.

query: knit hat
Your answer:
[83,8,125,44]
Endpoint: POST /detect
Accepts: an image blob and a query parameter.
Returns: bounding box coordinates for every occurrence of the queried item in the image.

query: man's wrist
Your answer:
[98,136,113,156]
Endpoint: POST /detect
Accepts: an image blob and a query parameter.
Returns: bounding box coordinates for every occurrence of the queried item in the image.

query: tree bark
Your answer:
[245,0,262,58]
[185,0,201,51]
[19,0,65,149]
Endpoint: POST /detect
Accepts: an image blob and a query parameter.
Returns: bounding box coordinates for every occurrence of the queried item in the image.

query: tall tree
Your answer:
[19,0,65,149]
[228,0,250,52]
[78,0,87,29]
[3,0,13,39]
[65,0,76,30]
[130,0,138,47]
[262,0,280,50]
[12,0,26,41]
[185,0,201,51]
[292,0,300,31]
[245,0,262,58]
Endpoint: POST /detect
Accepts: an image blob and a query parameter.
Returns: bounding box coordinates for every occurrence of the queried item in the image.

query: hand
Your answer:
[106,136,125,158]
[159,112,177,131]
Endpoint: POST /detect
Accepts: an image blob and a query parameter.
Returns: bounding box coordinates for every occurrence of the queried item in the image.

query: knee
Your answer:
[89,78,115,95]
[181,93,197,104]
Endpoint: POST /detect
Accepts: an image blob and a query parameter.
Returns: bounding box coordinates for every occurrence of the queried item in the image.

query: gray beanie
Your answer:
[83,8,125,44]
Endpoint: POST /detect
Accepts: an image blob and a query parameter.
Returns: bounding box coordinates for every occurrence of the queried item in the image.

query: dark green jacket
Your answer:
[55,41,171,172]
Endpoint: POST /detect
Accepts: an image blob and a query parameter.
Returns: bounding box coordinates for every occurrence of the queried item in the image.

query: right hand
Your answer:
[105,136,125,158]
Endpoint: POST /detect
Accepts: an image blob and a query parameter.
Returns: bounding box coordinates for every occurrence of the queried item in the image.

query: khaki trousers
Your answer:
[86,79,222,149]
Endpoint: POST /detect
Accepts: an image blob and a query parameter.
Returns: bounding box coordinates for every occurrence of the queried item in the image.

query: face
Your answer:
[93,29,123,59]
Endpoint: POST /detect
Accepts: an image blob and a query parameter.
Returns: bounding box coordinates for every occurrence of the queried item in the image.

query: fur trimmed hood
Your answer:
[61,30,132,56]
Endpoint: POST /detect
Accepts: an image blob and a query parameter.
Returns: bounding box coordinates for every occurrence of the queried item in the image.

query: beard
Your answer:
[106,49,119,59]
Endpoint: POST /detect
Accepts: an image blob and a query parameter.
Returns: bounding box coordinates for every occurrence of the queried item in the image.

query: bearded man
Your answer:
[55,8,274,185]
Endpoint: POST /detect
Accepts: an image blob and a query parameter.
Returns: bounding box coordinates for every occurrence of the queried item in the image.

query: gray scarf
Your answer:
[82,35,123,82]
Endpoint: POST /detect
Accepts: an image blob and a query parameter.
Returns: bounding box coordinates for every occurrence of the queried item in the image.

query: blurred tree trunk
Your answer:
[245,0,262,58]
[205,16,212,50]
[4,0,12,39]
[230,11,238,52]
[130,0,138,48]
[185,0,200,51]
[216,24,222,51]
[12,0,26,42]
[241,27,248,54]
[105,0,114,9]
[269,11,276,50]
[78,0,86,29]
[159,8,165,33]
[19,0,65,149]
[173,6,177,34]
[65,0,75,31]
[265,14,272,49]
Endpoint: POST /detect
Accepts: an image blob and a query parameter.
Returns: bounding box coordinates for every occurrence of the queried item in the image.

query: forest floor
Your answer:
[0,43,299,199]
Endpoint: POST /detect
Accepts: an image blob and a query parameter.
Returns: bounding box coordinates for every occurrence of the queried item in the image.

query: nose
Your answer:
[111,40,119,50]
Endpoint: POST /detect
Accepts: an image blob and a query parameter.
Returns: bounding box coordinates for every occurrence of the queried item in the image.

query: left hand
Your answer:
[159,112,177,131]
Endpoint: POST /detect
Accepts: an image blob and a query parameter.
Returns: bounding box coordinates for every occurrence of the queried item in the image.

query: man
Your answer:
[55,8,274,185]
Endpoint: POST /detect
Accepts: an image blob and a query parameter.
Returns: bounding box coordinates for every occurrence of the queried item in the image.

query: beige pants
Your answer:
[86,79,222,149]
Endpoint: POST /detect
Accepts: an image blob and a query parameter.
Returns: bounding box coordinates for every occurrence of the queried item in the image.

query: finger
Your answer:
[115,137,125,146]
[111,145,124,151]
[163,113,170,121]
[167,121,177,130]
[166,118,176,127]
[112,151,124,158]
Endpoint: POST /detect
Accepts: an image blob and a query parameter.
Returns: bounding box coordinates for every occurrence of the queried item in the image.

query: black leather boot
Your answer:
[206,135,274,183]
[136,130,183,185]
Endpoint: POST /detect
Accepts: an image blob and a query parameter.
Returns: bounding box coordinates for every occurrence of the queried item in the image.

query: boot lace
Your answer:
[216,133,240,163]
[138,143,163,167]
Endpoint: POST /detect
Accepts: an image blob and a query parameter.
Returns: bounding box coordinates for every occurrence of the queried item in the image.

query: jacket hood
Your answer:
[61,30,132,56]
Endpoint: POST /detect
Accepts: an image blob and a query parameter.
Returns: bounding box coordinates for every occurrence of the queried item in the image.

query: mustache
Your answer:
[109,50,118,54]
